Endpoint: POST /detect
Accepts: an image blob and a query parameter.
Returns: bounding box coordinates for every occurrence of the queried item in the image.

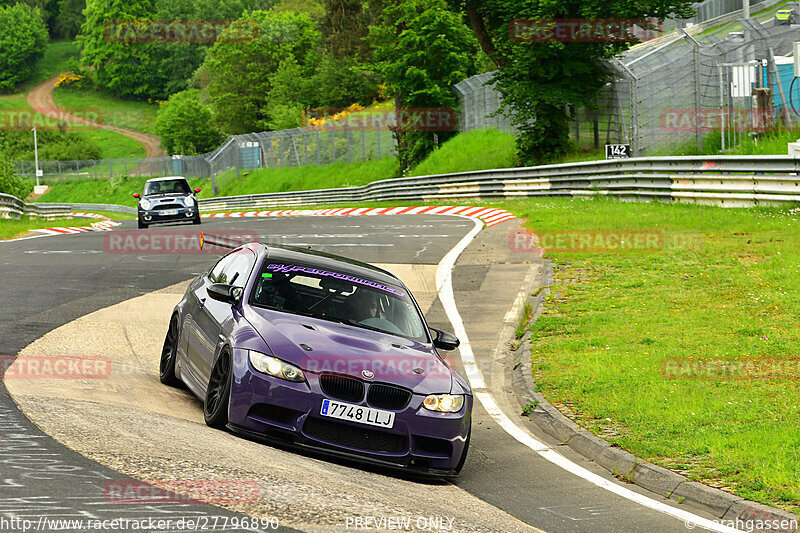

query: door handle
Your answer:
[198,298,206,308]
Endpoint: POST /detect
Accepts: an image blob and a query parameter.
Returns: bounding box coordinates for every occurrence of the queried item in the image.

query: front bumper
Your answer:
[139,206,197,225]
[229,350,472,477]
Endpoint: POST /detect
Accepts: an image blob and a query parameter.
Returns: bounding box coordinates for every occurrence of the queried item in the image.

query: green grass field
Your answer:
[53,86,160,135]
[23,40,81,90]
[33,175,212,205]
[504,197,800,513]
[409,129,517,176]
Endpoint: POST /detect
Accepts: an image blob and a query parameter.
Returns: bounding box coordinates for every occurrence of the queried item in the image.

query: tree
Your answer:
[370,0,478,171]
[77,0,159,97]
[0,4,49,92]
[457,0,694,164]
[55,0,86,38]
[155,89,225,155]
[198,10,321,134]
[0,156,33,200]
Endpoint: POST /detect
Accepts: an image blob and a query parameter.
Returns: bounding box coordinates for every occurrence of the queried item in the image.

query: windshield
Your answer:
[144,179,190,196]
[250,262,429,343]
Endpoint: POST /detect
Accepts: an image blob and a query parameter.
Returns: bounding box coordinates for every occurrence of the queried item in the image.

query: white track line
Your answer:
[435,216,742,533]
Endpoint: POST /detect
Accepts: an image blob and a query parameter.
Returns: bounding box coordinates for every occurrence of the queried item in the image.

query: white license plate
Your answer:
[159,209,178,216]
[320,399,395,428]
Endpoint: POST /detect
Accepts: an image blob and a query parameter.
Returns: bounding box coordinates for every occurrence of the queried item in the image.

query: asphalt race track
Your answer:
[0,215,728,533]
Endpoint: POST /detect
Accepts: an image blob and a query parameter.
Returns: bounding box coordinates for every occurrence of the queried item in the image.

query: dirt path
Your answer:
[26,74,166,158]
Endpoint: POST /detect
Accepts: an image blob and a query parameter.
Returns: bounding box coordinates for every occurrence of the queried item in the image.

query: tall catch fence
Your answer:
[16,115,397,187]
[454,14,797,157]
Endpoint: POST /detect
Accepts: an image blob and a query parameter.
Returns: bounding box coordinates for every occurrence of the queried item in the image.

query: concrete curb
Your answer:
[510,258,799,530]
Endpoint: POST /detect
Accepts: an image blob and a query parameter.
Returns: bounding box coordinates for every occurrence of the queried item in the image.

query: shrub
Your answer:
[0,4,50,92]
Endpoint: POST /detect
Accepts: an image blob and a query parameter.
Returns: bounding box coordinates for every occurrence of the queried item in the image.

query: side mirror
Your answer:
[133,193,140,199]
[207,283,238,304]
[194,188,202,193]
[430,328,460,351]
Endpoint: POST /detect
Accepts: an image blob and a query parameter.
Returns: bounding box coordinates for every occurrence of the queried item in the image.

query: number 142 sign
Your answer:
[605,144,630,159]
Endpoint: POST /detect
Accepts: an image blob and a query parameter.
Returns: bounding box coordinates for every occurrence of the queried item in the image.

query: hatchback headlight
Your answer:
[139,199,151,210]
[248,351,305,382]
[422,394,464,413]
[182,196,195,207]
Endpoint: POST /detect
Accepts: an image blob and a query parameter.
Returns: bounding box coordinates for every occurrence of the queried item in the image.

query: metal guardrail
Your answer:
[34,203,137,216]
[195,156,800,211]
[0,193,73,220]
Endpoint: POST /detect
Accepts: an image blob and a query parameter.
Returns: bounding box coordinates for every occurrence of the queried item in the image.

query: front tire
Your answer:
[204,350,232,428]
[138,219,147,229]
[192,214,201,225]
[159,315,181,387]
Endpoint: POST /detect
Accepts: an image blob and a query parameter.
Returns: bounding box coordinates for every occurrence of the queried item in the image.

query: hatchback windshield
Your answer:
[144,179,190,196]
[250,262,428,343]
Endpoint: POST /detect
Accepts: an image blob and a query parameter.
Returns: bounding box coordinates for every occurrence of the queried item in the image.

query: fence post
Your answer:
[93,160,98,180]
[679,28,703,152]
[377,127,382,158]
[347,124,351,163]
[109,160,113,178]
[57,161,62,182]
[316,130,320,165]
[304,131,308,165]
[361,121,366,161]
[331,129,336,162]
[123,159,128,175]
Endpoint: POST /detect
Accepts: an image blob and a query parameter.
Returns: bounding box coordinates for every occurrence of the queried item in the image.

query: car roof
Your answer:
[145,176,189,183]
[255,243,403,287]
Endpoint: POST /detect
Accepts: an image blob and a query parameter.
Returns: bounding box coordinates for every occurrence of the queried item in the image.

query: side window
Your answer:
[218,250,256,288]
[209,254,234,283]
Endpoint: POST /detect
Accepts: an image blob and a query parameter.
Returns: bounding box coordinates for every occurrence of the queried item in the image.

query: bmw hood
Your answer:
[244,306,455,394]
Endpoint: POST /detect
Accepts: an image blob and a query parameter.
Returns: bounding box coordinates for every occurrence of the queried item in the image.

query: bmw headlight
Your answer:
[248,351,305,382]
[422,394,464,413]
[139,199,152,210]
[182,196,195,207]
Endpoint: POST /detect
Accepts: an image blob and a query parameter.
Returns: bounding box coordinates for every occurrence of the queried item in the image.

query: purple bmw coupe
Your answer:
[159,241,472,477]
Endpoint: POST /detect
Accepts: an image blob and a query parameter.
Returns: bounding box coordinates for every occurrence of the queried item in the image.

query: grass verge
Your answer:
[211,157,400,196]
[503,197,800,513]
[0,211,134,240]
